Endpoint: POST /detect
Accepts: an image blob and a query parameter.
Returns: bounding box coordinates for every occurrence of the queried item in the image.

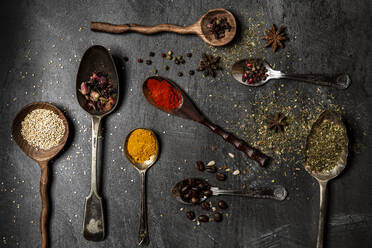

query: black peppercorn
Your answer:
[178,72,183,77]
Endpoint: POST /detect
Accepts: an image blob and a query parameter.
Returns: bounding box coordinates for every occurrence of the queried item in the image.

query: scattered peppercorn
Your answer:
[149,52,155,57]
[167,55,173,60]
[152,69,158,74]
[164,65,169,71]
[175,60,180,65]
[181,59,185,64]
[178,72,183,77]
[146,60,152,65]
[186,52,192,57]
[161,53,166,58]
[189,70,195,75]
[137,58,143,63]
[168,51,173,55]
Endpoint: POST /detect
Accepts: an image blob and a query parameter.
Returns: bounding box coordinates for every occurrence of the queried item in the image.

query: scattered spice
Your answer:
[242,59,268,84]
[164,65,169,71]
[262,24,288,52]
[189,70,195,76]
[161,53,166,58]
[79,72,116,112]
[146,78,182,110]
[197,54,221,77]
[267,113,288,133]
[21,109,65,150]
[137,58,143,63]
[207,17,232,40]
[178,72,183,77]
[149,52,155,57]
[186,53,192,58]
[126,129,158,164]
[146,60,152,65]
[305,117,347,172]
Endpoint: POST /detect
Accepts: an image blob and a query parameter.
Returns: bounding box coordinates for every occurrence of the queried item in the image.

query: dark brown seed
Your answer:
[186,211,195,220]
[175,60,180,65]
[181,59,185,64]
[203,190,212,197]
[198,183,206,190]
[191,197,200,204]
[216,172,227,181]
[181,185,190,194]
[146,60,152,65]
[206,166,217,173]
[187,52,192,57]
[178,72,183,77]
[218,200,228,209]
[189,70,195,75]
[195,161,205,171]
[164,65,169,71]
[214,212,223,222]
[191,187,199,191]
[197,215,209,222]
[201,201,211,211]
[187,178,194,185]
[149,52,155,57]
[211,146,217,151]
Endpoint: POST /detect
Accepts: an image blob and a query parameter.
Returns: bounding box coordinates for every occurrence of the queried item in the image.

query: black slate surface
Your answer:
[1,0,372,247]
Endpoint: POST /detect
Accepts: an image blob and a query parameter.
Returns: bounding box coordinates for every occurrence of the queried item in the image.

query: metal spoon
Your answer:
[12,102,69,248]
[76,45,120,241]
[142,76,268,167]
[232,59,351,89]
[91,8,236,47]
[304,110,348,248]
[124,128,159,246]
[171,178,287,204]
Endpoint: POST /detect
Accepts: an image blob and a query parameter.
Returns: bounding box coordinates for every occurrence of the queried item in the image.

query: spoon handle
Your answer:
[212,185,287,201]
[91,22,198,35]
[281,73,351,89]
[38,161,49,248]
[316,180,328,248]
[138,171,149,246]
[201,120,268,166]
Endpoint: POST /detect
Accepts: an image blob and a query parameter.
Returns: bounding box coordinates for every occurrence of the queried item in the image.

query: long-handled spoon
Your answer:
[91,8,236,47]
[171,178,287,204]
[142,76,268,166]
[124,128,159,246]
[76,45,120,241]
[304,110,348,248]
[12,102,69,248]
[232,59,351,89]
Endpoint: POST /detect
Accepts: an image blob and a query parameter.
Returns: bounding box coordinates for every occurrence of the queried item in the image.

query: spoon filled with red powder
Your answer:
[143,76,268,166]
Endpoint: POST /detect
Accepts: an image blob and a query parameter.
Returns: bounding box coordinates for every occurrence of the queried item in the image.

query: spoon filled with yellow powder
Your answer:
[124,128,159,245]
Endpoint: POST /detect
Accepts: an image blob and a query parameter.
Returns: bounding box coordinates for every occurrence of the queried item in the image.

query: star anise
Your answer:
[262,24,288,52]
[197,54,221,77]
[267,113,288,132]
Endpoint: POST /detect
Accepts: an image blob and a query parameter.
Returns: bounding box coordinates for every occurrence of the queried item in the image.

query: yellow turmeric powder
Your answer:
[126,129,158,163]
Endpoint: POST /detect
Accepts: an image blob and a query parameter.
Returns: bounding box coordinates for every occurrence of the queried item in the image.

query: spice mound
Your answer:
[242,59,268,84]
[306,118,347,173]
[21,109,65,150]
[79,72,116,113]
[126,129,158,164]
[207,17,232,40]
[146,78,182,110]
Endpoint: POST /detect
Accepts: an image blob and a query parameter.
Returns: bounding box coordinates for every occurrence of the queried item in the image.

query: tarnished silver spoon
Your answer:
[171,178,287,205]
[232,59,351,89]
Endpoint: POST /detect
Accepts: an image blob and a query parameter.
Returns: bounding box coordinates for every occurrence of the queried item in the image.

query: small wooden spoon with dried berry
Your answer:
[231,59,351,89]
[91,8,236,47]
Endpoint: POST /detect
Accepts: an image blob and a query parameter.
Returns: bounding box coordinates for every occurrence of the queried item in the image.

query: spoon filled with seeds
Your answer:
[12,102,69,248]
[304,110,348,248]
[231,58,351,89]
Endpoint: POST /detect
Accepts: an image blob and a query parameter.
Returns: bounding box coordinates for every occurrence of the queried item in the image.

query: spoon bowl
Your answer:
[232,58,351,89]
[91,8,236,47]
[76,45,120,242]
[123,128,159,246]
[12,102,69,248]
[304,110,348,248]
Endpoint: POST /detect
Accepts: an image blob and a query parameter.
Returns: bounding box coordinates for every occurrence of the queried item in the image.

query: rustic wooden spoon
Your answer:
[11,102,69,248]
[91,8,236,47]
[76,45,120,241]
[142,76,268,166]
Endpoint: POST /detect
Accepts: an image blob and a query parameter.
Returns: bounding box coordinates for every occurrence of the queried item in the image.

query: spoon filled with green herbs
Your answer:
[304,110,348,248]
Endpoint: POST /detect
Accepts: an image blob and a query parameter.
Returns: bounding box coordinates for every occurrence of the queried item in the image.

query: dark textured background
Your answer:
[1,0,371,247]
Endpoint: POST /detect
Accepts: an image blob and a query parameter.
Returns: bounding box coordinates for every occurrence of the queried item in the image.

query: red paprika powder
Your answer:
[147,78,182,110]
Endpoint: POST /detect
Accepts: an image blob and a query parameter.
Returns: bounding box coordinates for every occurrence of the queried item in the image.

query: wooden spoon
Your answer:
[11,102,69,248]
[142,76,268,166]
[91,8,236,47]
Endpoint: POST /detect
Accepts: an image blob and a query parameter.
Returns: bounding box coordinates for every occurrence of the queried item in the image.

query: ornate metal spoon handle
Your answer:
[211,185,287,201]
[282,73,351,89]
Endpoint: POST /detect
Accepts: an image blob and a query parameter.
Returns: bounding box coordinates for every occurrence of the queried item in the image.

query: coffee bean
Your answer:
[216,172,227,181]
[218,200,228,209]
[203,190,212,197]
[191,197,200,204]
[201,201,211,211]
[214,212,223,222]
[206,166,217,173]
[195,161,205,171]
[197,215,209,222]
[186,211,195,221]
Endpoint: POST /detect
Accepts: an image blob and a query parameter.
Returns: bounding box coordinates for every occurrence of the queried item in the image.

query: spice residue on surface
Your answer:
[126,129,157,164]
[21,109,65,150]
[305,117,347,173]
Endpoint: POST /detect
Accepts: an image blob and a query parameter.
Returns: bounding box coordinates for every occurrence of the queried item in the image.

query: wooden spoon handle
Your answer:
[202,120,268,166]
[38,161,49,248]
[91,22,198,35]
